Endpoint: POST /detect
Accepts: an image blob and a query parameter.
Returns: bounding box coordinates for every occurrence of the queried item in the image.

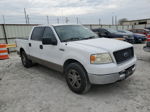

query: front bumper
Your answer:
[88,64,136,84]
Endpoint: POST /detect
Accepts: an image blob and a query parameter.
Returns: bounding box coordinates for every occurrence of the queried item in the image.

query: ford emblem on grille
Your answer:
[123,52,129,57]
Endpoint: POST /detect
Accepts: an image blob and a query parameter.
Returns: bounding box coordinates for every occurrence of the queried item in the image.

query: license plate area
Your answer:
[125,65,135,77]
[119,65,135,78]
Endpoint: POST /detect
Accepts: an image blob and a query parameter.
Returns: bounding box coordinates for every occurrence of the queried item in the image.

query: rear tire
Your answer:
[65,62,91,94]
[21,51,33,68]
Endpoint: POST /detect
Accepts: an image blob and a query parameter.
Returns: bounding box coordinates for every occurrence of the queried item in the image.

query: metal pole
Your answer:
[76,17,79,24]
[24,8,27,24]
[112,16,114,25]
[65,17,69,23]
[2,24,9,53]
[47,16,49,24]
[2,15,5,24]
[57,18,59,24]
[99,18,101,25]
[27,15,30,24]
[115,16,117,25]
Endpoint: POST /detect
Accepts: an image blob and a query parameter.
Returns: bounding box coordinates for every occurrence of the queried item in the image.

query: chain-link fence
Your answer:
[0,23,150,52]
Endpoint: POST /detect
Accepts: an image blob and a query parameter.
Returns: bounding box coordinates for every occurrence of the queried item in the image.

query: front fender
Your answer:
[62,51,89,70]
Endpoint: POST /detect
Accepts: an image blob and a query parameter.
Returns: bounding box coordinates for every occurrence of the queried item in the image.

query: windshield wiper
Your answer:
[63,37,80,42]
[81,36,97,40]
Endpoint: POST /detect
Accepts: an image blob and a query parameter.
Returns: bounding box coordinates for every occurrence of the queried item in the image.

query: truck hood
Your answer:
[72,38,132,52]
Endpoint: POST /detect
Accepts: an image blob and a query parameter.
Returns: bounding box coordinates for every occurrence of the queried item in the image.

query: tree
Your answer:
[118,18,128,25]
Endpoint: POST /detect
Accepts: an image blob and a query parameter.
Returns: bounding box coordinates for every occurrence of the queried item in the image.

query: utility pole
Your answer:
[27,15,30,24]
[24,8,27,24]
[99,18,101,25]
[76,17,79,24]
[57,18,59,24]
[2,15,5,24]
[65,17,69,23]
[112,16,114,25]
[47,16,49,24]
[115,16,117,25]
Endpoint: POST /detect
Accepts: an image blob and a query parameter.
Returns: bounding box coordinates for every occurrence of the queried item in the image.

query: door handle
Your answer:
[29,43,31,47]
[39,45,43,49]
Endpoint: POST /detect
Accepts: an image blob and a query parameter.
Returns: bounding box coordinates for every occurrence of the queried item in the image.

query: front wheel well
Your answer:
[63,59,87,73]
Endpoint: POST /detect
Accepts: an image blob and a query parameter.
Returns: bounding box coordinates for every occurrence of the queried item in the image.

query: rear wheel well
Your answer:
[19,48,26,57]
[20,48,25,55]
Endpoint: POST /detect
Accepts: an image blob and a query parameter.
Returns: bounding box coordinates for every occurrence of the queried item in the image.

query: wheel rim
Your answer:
[67,69,81,89]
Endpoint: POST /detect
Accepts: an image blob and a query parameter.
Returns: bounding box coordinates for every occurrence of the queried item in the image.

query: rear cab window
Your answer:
[30,26,57,42]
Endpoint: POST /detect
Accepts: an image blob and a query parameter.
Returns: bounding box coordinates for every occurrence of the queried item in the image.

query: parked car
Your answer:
[118,30,147,43]
[143,39,150,52]
[16,24,136,94]
[145,27,150,30]
[129,29,150,36]
[133,33,147,43]
[92,28,134,43]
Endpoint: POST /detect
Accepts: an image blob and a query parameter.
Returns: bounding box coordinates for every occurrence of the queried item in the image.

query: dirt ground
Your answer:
[0,44,150,112]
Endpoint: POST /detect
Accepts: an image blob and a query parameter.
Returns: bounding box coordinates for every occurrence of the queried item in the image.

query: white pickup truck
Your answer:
[16,24,136,94]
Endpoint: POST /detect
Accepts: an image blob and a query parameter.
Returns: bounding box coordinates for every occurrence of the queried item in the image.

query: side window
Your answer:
[92,29,99,34]
[100,29,108,36]
[43,27,56,40]
[31,27,45,41]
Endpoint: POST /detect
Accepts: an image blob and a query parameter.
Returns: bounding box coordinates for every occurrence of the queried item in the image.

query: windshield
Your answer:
[106,28,119,33]
[118,30,133,34]
[54,25,98,42]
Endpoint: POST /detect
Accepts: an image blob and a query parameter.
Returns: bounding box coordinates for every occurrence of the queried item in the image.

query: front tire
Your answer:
[21,51,33,68]
[65,63,91,94]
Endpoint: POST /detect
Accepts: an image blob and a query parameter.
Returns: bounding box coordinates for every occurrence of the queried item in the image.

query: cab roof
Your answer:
[36,24,81,27]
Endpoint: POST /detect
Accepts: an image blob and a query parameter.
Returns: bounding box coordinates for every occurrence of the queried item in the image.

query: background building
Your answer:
[122,18,150,25]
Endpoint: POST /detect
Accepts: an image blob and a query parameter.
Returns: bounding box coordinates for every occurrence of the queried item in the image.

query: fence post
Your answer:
[2,24,8,44]
[116,25,118,30]
[2,24,9,53]
[90,24,92,30]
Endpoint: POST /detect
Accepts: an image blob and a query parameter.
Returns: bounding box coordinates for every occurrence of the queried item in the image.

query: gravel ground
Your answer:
[0,44,150,112]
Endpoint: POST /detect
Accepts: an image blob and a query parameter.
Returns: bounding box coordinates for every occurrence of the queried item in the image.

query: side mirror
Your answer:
[42,38,57,45]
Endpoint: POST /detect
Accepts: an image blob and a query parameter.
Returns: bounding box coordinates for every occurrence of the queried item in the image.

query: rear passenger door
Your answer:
[28,27,45,59]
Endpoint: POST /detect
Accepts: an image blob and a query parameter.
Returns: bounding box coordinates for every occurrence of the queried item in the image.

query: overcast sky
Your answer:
[0,0,150,24]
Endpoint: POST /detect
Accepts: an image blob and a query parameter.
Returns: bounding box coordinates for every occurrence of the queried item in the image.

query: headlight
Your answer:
[90,53,113,64]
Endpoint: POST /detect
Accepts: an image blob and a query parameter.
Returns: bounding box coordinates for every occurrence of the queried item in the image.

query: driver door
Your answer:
[40,27,63,71]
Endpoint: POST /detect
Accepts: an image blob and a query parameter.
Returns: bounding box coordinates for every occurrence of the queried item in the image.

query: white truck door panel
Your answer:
[40,27,63,65]
[28,27,45,58]
[28,40,42,58]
